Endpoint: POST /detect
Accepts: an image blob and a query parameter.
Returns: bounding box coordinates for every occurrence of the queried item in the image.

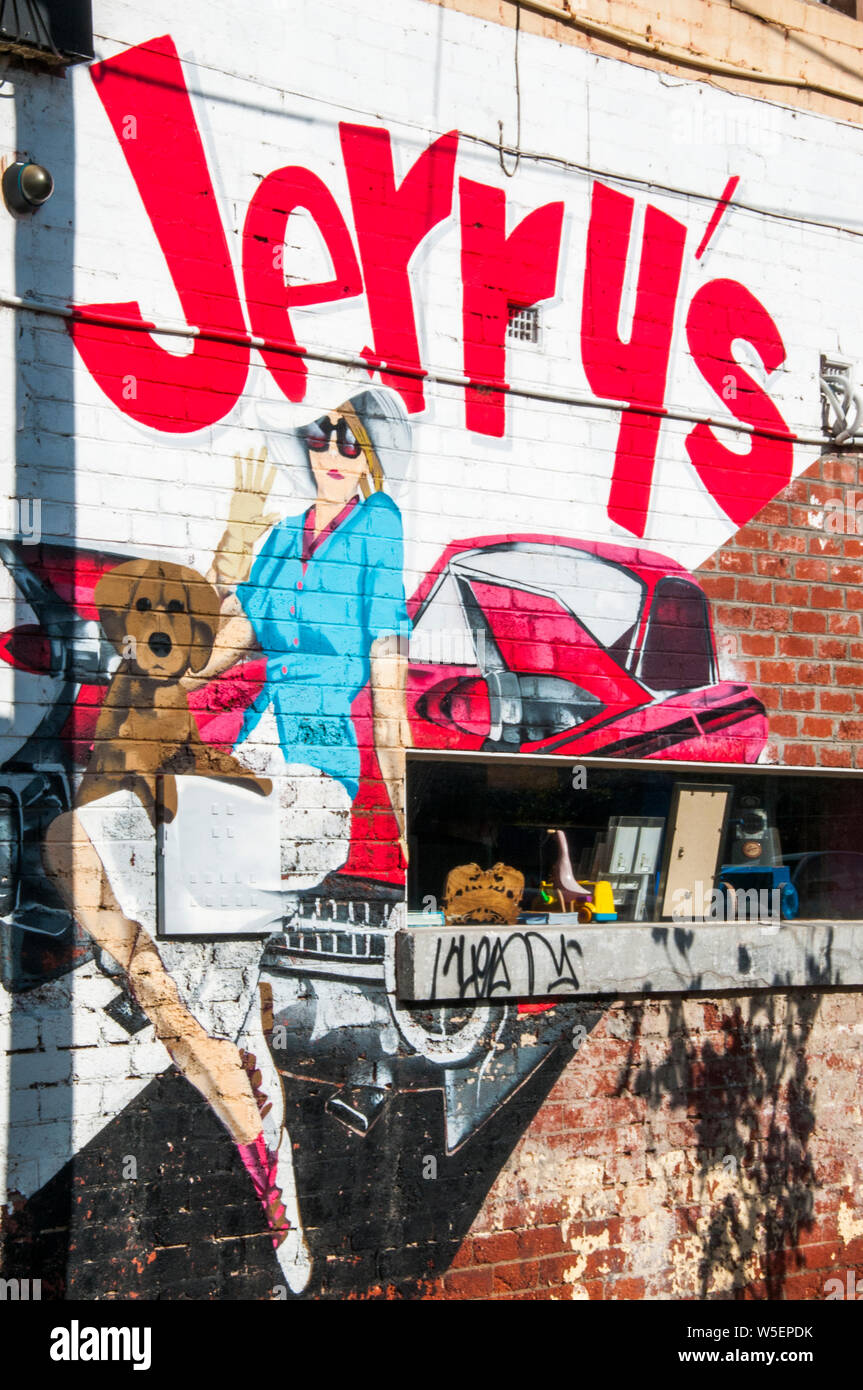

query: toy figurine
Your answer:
[547,828,592,910]
[543,829,618,922]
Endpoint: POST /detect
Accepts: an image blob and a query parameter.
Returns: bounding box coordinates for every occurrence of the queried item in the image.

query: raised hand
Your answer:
[226,448,280,553]
[213,447,281,587]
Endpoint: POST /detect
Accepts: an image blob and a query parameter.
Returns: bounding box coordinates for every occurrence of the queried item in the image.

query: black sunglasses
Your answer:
[300,415,363,459]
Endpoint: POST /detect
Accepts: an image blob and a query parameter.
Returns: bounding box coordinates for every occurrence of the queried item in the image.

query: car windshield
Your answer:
[451,543,646,651]
[410,571,480,665]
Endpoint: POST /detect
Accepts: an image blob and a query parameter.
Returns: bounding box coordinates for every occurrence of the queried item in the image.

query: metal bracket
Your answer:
[820,359,863,444]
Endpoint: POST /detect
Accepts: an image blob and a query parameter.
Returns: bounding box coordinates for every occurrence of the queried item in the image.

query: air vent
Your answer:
[506,304,540,345]
[0,0,94,66]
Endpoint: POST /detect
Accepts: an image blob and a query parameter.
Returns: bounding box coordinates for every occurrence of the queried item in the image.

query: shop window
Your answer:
[407,755,863,924]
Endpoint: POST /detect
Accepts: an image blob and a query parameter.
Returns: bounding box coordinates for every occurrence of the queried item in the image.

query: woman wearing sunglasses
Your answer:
[187,389,412,1284]
[203,388,411,866]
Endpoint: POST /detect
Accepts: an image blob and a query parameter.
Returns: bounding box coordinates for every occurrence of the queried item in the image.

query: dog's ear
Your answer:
[175,567,221,676]
[94,559,155,655]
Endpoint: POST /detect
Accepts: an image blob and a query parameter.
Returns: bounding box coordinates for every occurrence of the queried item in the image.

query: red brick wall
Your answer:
[696,453,863,769]
[425,994,863,1300]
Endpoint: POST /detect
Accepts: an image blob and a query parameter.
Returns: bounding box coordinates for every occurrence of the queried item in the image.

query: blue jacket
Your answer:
[236,491,409,798]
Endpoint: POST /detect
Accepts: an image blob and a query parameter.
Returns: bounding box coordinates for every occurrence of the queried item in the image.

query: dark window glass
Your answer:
[639,578,714,692]
[407,758,863,922]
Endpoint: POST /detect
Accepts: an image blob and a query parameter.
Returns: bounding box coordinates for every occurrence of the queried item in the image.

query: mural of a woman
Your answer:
[40,390,413,1301]
[199,388,413,872]
[188,387,415,1216]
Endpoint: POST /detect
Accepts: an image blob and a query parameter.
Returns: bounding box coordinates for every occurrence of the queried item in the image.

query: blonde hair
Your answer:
[338,400,385,497]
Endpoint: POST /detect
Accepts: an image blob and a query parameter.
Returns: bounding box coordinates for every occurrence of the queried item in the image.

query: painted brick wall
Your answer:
[1,0,863,1304]
[5,992,861,1300]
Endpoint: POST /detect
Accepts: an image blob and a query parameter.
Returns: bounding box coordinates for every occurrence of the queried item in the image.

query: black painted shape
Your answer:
[2,1033,581,1299]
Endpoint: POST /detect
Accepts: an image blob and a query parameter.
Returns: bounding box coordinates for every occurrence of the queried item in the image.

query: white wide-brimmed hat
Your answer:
[255,385,413,500]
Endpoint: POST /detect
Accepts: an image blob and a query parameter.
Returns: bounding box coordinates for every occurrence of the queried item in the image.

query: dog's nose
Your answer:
[148,632,172,658]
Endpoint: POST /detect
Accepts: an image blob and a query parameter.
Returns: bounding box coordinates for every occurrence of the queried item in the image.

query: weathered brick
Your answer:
[770,532,806,554]
[792,610,827,634]
[820,689,855,713]
[716,605,753,628]
[759,660,797,684]
[818,637,848,659]
[756,554,792,579]
[735,527,769,551]
[718,551,752,574]
[772,581,810,607]
[819,746,852,767]
[797,662,833,684]
[835,664,863,687]
[700,574,737,601]
[472,1231,521,1265]
[492,1260,540,1293]
[753,608,790,632]
[740,633,775,657]
[736,578,773,603]
[795,558,831,582]
[782,742,817,766]
[810,585,845,608]
[778,635,814,658]
[801,716,834,739]
[781,687,816,711]
[443,1266,495,1298]
[821,459,858,484]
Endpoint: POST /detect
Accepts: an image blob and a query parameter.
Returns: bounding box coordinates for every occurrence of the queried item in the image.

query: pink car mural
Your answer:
[406,535,767,765]
[0,532,767,981]
[0,533,768,1161]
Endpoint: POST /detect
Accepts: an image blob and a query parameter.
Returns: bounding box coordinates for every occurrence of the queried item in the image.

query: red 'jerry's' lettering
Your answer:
[339,125,458,415]
[581,182,687,538]
[71,35,249,432]
[242,167,363,404]
[70,32,794,535]
[460,179,564,437]
[685,278,794,527]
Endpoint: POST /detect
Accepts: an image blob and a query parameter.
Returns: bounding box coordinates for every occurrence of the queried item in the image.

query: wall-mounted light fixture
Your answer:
[2,160,54,216]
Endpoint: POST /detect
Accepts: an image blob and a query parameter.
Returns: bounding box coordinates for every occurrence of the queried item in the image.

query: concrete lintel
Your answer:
[395,919,863,1002]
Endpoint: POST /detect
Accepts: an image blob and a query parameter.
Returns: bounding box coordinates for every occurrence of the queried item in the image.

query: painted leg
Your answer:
[239,982,312,1294]
[44,810,312,1284]
[43,810,261,1141]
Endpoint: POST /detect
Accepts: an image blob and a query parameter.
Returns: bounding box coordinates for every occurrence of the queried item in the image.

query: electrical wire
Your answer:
[498,1,522,177]
[508,0,863,111]
[728,0,863,90]
[69,12,863,239]
[0,290,834,448]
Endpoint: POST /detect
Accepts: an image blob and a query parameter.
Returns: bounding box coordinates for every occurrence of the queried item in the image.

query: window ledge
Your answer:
[395,919,863,1002]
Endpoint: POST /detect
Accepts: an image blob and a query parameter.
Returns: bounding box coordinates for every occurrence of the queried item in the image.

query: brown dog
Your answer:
[76,558,271,826]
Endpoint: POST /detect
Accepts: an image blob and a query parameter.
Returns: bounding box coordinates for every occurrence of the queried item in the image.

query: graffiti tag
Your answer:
[429,929,582,1000]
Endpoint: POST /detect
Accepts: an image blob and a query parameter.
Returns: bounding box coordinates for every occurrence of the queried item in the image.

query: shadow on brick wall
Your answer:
[614,989,821,1299]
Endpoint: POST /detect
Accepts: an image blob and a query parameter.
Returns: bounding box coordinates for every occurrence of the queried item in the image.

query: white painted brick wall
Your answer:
[1,0,862,1203]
